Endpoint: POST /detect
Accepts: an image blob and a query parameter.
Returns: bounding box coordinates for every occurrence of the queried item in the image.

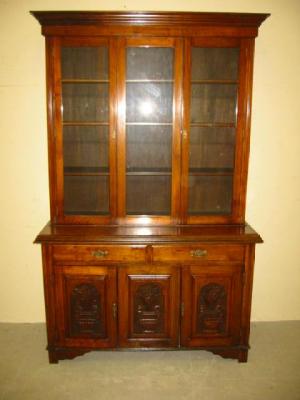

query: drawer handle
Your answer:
[92,250,108,258]
[190,249,207,257]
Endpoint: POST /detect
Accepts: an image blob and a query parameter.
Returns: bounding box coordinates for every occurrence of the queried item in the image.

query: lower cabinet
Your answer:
[42,242,254,363]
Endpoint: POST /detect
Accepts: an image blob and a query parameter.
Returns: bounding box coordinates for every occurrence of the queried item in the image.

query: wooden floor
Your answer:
[0,321,299,399]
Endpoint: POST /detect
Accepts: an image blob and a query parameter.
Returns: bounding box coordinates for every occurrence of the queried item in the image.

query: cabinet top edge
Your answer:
[30,11,270,28]
[34,222,263,244]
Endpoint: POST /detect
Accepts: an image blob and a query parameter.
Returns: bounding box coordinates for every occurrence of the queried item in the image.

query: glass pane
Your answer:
[188,176,233,215]
[190,84,237,124]
[61,47,108,80]
[127,48,173,80]
[191,48,239,80]
[126,83,173,123]
[63,126,109,171]
[189,127,235,170]
[64,176,109,215]
[188,47,239,217]
[61,45,110,217]
[62,83,108,122]
[127,176,171,215]
[125,47,174,216]
[126,126,172,171]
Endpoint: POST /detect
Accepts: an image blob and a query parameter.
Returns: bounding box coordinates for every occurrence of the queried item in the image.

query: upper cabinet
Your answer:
[32,11,269,225]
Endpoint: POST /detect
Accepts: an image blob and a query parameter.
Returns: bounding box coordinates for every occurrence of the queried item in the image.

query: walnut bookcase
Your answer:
[32,11,269,363]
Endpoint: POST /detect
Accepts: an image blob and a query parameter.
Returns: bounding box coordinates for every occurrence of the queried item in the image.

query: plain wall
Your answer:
[0,0,299,322]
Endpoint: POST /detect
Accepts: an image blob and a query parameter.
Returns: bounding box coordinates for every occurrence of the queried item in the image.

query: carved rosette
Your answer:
[70,283,104,337]
[197,283,227,334]
[133,283,164,334]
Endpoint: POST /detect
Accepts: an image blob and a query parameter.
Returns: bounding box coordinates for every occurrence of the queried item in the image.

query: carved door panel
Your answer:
[118,265,180,348]
[181,264,243,347]
[55,266,117,348]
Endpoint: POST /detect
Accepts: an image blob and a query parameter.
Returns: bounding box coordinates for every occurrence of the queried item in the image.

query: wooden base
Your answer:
[209,347,248,363]
[47,346,249,364]
[47,346,92,364]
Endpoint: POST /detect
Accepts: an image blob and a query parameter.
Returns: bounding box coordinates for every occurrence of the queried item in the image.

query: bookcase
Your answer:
[32,11,268,363]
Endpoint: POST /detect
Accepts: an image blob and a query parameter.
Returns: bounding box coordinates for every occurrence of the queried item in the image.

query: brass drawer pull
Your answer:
[190,249,207,257]
[92,250,108,258]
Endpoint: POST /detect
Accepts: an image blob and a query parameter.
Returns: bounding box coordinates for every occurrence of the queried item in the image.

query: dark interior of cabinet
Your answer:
[64,175,109,215]
[188,47,239,216]
[63,126,109,170]
[126,175,171,215]
[125,47,174,216]
[59,43,241,218]
[61,46,110,215]
[61,46,109,80]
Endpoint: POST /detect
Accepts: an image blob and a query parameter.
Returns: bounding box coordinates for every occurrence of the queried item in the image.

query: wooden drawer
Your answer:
[52,244,146,263]
[152,244,244,262]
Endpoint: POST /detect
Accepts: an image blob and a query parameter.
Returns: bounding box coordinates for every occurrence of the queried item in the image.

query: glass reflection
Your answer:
[139,100,154,116]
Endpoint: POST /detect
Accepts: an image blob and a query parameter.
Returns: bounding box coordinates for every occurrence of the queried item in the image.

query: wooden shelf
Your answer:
[126,122,172,126]
[63,121,109,126]
[191,79,238,84]
[127,172,171,176]
[62,79,109,83]
[127,211,170,216]
[126,79,173,83]
[126,168,171,176]
[190,122,236,128]
[64,166,109,176]
[188,210,231,216]
[64,210,109,215]
[189,167,233,176]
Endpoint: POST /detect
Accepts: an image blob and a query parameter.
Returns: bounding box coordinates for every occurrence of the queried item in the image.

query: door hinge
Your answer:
[112,303,117,320]
[49,272,55,288]
[242,271,246,286]
[181,302,185,318]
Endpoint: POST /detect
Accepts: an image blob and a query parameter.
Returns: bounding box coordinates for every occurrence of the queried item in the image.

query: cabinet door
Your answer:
[181,38,253,224]
[118,265,180,347]
[52,37,117,224]
[55,266,117,348]
[116,37,182,224]
[181,264,243,347]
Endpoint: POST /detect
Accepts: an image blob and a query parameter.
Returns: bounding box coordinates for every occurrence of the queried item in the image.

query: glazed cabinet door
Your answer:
[181,38,254,224]
[55,266,117,348]
[118,265,180,348]
[181,264,243,347]
[116,37,182,224]
[50,37,117,224]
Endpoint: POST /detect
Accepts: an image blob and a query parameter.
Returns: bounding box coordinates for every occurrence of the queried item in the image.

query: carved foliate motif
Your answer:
[70,283,104,337]
[197,283,227,334]
[134,283,164,334]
